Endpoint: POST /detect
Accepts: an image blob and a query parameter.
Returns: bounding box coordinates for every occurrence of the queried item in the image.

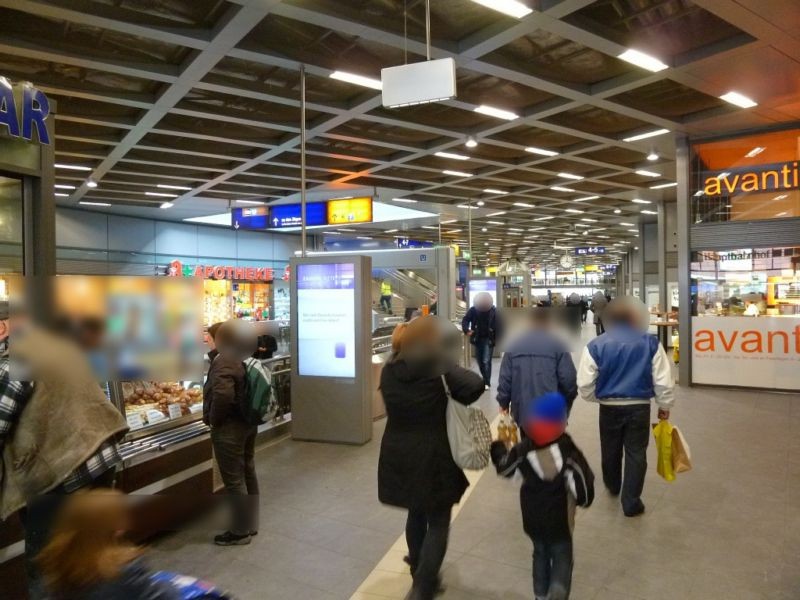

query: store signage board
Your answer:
[268,202,327,228]
[692,316,800,390]
[575,246,606,255]
[0,78,51,145]
[296,263,356,378]
[167,260,273,281]
[701,162,800,196]
[327,197,372,225]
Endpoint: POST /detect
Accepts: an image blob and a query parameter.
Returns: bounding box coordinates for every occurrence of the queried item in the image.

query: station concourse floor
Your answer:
[150,326,800,600]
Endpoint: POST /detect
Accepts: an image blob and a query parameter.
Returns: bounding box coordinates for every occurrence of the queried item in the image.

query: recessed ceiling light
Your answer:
[487,211,506,216]
[550,186,576,192]
[720,91,757,108]
[513,202,534,208]
[640,209,658,215]
[613,209,622,214]
[631,198,651,204]
[435,151,469,160]
[574,195,599,202]
[476,200,485,206]
[329,70,382,90]
[618,49,668,72]
[635,170,660,177]
[650,182,677,189]
[86,179,98,188]
[157,184,192,191]
[79,201,111,207]
[146,191,177,198]
[55,184,76,190]
[525,146,559,157]
[647,151,659,161]
[623,128,670,142]
[565,208,583,213]
[160,202,174,209]
[483,188,507,195]
[392,198,418,203]
[55,163,92,171]
[470,0,533,18]
[481,227,488,232]
[558,172,584,181]
[465,136,478,148]
[443,169,472,177]
[745,147,765,158]
[693,190,704,197]
[474,104,518,120]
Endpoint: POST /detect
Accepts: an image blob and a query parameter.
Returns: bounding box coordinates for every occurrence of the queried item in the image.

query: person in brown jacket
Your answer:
[203,319,259,546]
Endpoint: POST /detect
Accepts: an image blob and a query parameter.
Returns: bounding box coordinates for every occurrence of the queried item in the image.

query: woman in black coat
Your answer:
[378,316,485,600]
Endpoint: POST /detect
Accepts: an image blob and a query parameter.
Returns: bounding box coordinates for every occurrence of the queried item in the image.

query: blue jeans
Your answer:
[532,537,573,599]
[472,338,492,385]
[599,404,650,515]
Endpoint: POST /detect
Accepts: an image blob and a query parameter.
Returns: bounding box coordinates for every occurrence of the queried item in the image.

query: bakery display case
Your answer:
[113,380,205,438]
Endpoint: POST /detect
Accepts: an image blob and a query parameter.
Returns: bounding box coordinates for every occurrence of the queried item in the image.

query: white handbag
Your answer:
[442,375,491,470]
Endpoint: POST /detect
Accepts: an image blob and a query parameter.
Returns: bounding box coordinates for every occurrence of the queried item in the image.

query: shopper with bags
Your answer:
[378,316,485,600]
[491,392,594,600]
[577,296,675,517]
[497,308,577,425]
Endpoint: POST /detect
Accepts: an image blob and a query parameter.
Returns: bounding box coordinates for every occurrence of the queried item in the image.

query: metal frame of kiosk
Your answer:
[290,254,373,444]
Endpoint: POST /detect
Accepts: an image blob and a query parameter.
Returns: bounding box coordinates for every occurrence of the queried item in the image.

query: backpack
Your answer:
[240,357,277,426]
[442,375,492,470]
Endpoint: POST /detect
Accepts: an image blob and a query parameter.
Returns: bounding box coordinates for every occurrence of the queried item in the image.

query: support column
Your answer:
[657,200,668,313]
[676,135,692,386]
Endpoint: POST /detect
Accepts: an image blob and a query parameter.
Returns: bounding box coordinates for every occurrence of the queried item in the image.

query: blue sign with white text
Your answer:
[396,238,434,249]
[575,246,606,256]
[268,203,327,228]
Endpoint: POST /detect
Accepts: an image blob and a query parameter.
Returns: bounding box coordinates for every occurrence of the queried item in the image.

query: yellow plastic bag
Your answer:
[652,420,675,482]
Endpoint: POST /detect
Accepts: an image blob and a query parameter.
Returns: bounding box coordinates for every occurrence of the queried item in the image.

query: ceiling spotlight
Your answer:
[481,227,488,232]
[465,136,478,148]
[618,49,669,72]
[476,200,485,206]
[647,151,659,161]
[329,70,382,90]
[720,91,757,108]
[613,209,622,214]
[86,179,98,188]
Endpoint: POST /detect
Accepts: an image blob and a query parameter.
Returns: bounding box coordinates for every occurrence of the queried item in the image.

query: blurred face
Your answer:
[0,319,9,342]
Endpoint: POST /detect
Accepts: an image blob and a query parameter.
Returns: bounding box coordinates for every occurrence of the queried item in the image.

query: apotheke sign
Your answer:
[0,77,51,145]
[167,260,274,281]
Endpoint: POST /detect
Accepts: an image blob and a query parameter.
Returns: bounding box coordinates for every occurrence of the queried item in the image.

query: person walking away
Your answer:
[461,291,501,388]
[203,319,259,545]
[0,304,129,600]
[37,489,180,600]
[580,297,588,324]
[380,279,393,314]
[253,333,278,359]
[379,316,485,600]
[591,291,608,336]
[497,309,577,426]
[577,297,675,517]
[491,392,594,600]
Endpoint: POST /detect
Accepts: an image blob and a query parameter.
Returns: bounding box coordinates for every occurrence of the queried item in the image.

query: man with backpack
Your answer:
[204,320,268,546]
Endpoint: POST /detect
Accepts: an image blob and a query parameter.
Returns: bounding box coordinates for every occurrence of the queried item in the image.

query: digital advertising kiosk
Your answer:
[290,254,373,444]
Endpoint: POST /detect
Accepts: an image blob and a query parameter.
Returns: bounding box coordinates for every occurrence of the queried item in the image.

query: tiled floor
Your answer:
[150,327,800,599]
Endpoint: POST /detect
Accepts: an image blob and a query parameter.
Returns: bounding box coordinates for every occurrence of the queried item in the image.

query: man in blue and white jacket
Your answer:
[577,297,674,517]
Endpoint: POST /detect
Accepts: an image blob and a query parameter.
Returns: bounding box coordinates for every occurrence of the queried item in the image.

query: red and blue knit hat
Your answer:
[523,392,567,446]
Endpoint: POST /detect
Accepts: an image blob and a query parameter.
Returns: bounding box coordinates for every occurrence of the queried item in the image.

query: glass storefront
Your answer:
[0,175,23,281]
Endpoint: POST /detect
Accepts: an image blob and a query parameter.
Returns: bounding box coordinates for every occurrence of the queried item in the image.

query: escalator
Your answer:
[372,267,467,327]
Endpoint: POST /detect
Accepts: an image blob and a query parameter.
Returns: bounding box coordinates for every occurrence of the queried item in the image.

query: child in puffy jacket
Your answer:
[491,392,594,600]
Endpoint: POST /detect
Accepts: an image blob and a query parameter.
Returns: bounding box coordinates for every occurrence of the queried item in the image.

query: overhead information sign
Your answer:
[575,246,606,256]
[268,202,327,228]
[327,197,373,225]
[395,237,433,249]
[232,206,269,230]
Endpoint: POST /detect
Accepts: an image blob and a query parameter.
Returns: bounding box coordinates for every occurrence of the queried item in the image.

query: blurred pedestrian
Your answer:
[591,291,607,336]
[461,292,501,388]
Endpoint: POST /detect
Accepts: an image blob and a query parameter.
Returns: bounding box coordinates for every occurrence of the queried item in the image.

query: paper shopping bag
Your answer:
[671,426,692,474]
[652,420,675,482]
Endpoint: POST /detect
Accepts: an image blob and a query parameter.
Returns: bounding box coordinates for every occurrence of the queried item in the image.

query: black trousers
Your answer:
[532,536,573,600]
[20,468,117,600]
[211,420,259,535]
[599,404,650,514]
[405,506,452,600]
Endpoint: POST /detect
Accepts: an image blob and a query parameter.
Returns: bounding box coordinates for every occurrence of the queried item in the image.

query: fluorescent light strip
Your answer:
[457,204,479,209]
[79,201,111,207]
[145,191,177,198]
[435,151,469,160]
[55,193,69,197]
[580,218,598,222]
[513,202,534,208]
[745,147,765,158]
[635,170,660,177]
[508,227,524,231]
[443,169,472,177]
[622,128,670,142]
[550,186,576,192]
[558,172,584,180]
[640,210,658,215]
[422,226,438,230]
[55,163,92,171]
[325,231,342,235]
[483,188,508,194]
[384,229,398,233]
[620,222,635,226]
[720,91,757,108]
[470,0,533,19]
[441,219,458,224]
[236,200,265,205]
[487,211,506,216]
[631,198,651,204]
[525,146,559,157]
[474,104,519,121]
[574,195,599,202]
[534,216,554,221]
[487,220,505,225]
[392,198,418,203]
[160,202,174,209]
[357,236,373,240]
[565,208,583,213]
[54,184,76,190]
[157,184,192,191]
[650,182,677,189]
[618,49,668,72]
[329,70,382,90]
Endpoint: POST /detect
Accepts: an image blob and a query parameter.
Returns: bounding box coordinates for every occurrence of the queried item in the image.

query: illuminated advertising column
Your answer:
[290,255,372,444]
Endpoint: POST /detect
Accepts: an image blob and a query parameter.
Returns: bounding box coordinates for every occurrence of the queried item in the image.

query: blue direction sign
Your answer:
[575,246,606,256]
[268,202,327,228]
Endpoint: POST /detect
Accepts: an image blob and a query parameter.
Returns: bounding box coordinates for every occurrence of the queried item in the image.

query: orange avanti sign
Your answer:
[702,161,800,196]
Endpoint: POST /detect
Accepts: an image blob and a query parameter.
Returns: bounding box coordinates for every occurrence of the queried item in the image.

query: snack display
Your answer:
[122,381,203,429]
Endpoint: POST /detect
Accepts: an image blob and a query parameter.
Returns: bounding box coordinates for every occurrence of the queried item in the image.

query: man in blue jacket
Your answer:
[577,297,675,517]
[497,309,577,424]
